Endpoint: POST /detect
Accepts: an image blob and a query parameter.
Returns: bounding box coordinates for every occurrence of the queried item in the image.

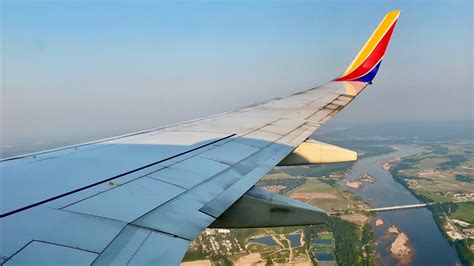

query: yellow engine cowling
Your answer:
[278,139,357,166]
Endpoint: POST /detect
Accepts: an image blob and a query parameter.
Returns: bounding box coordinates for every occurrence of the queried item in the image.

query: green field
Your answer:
[450,202,474,224]
[391,141,474,203]
[390,141,474,265]
[291,179,350,212]
[318,232,334,240]
[311,232,335,249]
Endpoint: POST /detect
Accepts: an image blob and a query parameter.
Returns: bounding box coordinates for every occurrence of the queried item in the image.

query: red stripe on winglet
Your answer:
[336,20,398,81]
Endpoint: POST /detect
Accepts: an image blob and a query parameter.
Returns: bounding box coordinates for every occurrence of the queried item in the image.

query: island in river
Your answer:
[361,173,377,183]
[390,232,413,264]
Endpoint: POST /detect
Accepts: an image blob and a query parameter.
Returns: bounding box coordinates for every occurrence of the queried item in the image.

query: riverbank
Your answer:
[341,144,460,265]
[389,182,474,265]
[391,180,474,265]
[429,204,474,265]
[387,143,474,265]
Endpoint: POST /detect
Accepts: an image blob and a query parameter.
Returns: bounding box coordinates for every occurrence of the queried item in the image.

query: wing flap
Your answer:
[209,186,327,228]
[92,225,189,265]
[200,124,316,219]
[4,241,98,266]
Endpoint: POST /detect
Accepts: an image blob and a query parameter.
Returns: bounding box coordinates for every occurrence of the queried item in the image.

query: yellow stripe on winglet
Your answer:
[342,10,400,76]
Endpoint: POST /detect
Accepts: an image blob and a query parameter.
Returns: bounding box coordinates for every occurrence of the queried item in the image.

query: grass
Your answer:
[394,142,474,204]
[450,202,474,224]
[293,246,307,258]
[311,241,333,249]
[414,157,447,169]
[318,232,334,240]
[247,243,273,253]
[412,188,452,203]
[292,179,349,211]
[271,250,290,263]
[310,232,335,249]
[390,142,474,265]
[278,162,353,179]
[296,179,336,193]
[262,170,293,180]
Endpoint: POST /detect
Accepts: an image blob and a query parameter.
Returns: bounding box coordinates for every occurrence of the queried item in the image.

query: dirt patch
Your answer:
[274,262,312,266]
[291,192,338,200]
[236,253,264,265]
[181,260,212,266]
[341,214,368,225]
[263,185,286,193]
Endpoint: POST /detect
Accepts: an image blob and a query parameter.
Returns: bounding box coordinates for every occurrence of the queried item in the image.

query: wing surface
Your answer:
[0,10,400,265]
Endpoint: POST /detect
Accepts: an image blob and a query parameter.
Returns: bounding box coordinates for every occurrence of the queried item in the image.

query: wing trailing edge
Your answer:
[209,186,326,228]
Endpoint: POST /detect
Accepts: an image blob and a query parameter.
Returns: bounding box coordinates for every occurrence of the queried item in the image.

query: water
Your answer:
[287,234,302,247]
[248,236,277,246]
[314,251,335,261]
[341,145,460,265]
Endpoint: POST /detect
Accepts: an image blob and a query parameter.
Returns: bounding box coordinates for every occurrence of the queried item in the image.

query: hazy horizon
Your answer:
[2,0,473,152]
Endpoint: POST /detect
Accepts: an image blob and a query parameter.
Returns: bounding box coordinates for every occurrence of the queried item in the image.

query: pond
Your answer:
[248,236,277,246]
[314,251,335,261]
[287,234,301,247]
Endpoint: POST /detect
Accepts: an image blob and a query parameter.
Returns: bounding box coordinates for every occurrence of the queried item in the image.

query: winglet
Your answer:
[336,10,400,83]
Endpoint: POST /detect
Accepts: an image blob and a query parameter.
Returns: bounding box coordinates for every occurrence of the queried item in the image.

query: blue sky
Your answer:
[2,0,473,147]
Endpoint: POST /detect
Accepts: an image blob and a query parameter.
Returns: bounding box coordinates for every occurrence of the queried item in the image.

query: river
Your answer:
[341,145,460,265]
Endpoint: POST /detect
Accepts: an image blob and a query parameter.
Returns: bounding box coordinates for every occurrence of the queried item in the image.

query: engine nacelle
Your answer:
[277,139,357,166]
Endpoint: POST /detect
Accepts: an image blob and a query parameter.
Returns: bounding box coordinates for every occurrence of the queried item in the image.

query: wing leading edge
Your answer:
[0,11,400,265]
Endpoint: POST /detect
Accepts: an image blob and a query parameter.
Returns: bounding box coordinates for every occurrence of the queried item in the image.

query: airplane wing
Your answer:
[0,10,400,265]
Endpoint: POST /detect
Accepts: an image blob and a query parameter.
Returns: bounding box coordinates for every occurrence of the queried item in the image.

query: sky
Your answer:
[1,0,473,150]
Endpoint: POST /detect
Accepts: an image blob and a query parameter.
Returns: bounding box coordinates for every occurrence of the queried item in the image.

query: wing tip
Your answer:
[336,10,400,83]
[388,9,401,17]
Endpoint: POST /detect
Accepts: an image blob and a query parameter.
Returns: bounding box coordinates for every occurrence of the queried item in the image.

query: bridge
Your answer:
[327,203,435,216]
[328,201,472,216]
[366,203,435,212]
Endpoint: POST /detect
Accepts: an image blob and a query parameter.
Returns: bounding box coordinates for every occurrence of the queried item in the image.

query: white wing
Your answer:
[1,10,400,265]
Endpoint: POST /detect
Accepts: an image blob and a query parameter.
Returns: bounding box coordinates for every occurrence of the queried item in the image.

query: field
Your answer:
[390,141,474,203]
[389,140,474,265]
[311,232,335,249]
[290,179,349,212]
[450,202,474,224]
